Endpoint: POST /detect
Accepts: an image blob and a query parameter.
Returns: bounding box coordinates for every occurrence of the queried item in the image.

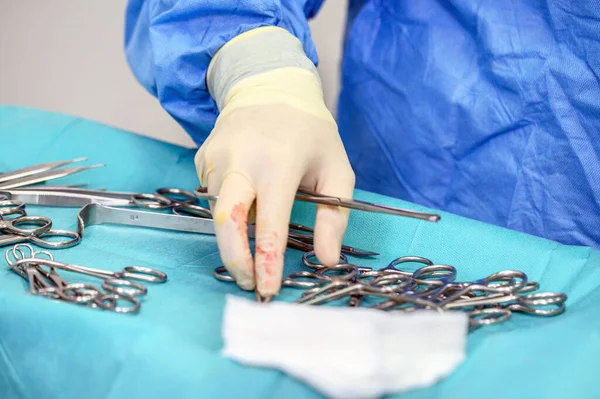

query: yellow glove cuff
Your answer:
[221,67,335,124]
[208,27,335,125]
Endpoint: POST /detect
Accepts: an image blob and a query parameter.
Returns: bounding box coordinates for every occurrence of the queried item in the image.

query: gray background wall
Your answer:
[0,0,347,148]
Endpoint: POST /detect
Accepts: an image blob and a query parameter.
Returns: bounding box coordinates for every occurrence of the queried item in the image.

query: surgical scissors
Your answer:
[214,264,358,285]
[379,256,434,275]
[1,187,215,218]
[2,189,380,256]
[0,198,27,218]
[194,186,442,222]
[4,186,416,256]
[213,264,360,298]
[0,229,81,249]
[7,244,80,293]
[0,215,52,237]
[131,188,213,218]
[213,249,569,330]
[301,250,350,270]
[372,268,527,312]
[3,183,382,257]
[0,188,134,207]
[301,264,420,308]
[444,290,567,315]
[10,258,168,284]
[6,244,167,313]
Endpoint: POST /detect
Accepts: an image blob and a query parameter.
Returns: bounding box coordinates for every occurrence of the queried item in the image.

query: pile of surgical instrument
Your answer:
[1,158,445,315]
[4,244,167,313]
[1,157,441,255]
[1,158,363,254]
[213,251,567,330]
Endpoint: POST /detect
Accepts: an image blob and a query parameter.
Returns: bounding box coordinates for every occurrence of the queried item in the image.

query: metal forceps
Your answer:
[0,158,105,189]
[194,186,442,222]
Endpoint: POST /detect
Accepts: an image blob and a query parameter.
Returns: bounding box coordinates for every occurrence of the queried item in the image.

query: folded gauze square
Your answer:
[221,295,469,399]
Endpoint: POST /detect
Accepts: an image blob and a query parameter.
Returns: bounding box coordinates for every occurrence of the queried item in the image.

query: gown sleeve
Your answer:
[124,0,325,144]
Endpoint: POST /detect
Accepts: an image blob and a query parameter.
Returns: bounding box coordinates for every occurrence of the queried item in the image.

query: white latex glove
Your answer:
[195,27,355,299]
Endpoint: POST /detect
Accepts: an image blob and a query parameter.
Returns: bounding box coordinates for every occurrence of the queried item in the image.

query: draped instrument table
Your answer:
[1,106,598,399]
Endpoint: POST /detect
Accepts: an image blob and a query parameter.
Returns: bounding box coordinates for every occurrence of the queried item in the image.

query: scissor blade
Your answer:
[288,223,315,233]
[288,230,378,257]
[0,190,131,207]
[0,158,88,184]
[0,164,105,189]
[286,236,314,252]
[341,246,379,257]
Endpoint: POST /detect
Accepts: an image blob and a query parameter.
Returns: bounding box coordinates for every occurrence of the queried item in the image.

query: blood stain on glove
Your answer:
[256,231,280,277]
[230,203,253,267]
[230,203,247,231]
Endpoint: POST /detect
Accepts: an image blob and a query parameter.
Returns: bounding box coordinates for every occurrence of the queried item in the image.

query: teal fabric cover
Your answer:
[0,106,598,399]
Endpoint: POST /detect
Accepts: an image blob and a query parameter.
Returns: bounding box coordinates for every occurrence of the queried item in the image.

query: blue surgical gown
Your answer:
[124,0,600,249]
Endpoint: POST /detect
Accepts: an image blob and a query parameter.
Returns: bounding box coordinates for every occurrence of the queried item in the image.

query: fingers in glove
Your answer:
[212,172,256,290]
[194,146,218,215]
[195,148,257,223]
[254,181,298,298]
[313,168,355,267]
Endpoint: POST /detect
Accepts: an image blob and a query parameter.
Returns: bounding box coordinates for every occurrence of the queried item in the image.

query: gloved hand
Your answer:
[195,27,355,300]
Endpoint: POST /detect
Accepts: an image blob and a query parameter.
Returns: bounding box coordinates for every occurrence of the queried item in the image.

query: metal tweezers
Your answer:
[193,187,441,222]
[0,158,104,189]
